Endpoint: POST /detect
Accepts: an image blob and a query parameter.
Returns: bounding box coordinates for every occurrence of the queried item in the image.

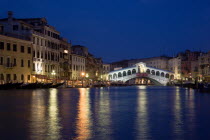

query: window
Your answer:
[21,59,24,67]
[21,46,24,53]
[14,58,16,66]
[0,42,4,50]
[28,47,31,54]
[13,25,18,31]
[28,60,30,68]
[28,75,30,81]
[0,57,3,65]
[13,74,17,80]
[7,43,10,50]
[13,44,17,51]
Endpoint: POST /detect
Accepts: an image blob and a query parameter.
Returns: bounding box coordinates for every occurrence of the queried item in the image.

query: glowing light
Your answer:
[64,50,68,54]
[81,72,85,76]
[51,70,56,75]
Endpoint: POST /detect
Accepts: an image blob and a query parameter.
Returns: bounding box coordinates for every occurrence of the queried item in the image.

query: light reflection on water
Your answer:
[0,86,210,139]
[136,86,150,139]
[75,88,92,140]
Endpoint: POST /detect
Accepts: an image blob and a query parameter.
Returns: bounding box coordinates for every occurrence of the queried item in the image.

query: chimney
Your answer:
[8,11,13,19]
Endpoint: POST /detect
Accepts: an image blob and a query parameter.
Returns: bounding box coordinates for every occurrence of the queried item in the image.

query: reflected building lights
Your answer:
[136,91,149,139]
[173,87,184,136]
[47,89,61,140]
[75,88,92,140]
[30,90,47,140]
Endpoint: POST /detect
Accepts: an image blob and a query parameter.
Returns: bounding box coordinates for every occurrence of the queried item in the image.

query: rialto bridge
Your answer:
[108,62,174,86]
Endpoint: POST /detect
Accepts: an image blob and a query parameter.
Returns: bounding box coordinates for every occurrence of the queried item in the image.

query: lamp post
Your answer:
[51,70,56,83]
[81,72,85,87]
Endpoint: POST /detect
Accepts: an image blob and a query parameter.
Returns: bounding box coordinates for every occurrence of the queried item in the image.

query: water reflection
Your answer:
[97,88,112,139]
[47,89,61,140]
[75,88,92,140]
[173,87,184,137]
[136,86,150,139]
[30,90,47,140]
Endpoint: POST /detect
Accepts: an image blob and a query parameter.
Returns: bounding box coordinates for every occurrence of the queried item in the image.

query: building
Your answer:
[177,50,201,81]
[71,53,86,80]
[168,57,181,80]
[102,64,110,80]
[198,51,210,82]
[128,56,171,70]
[0,11,72,83]
[0,34,32,84]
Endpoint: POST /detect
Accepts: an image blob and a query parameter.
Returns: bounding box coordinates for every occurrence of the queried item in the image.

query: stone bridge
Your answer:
[108,62,174,86]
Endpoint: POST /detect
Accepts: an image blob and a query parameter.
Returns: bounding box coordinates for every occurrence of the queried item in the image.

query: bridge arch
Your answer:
[109,75,112,80]
[127,70,131,75]
[146,69,150,74]
[123,71,127,76]
[165,73,169,78]
[161,72,164,77]
[151,70,155,75]
[132,69,136,74]
[156,71,160,76]
[113,73,117,79]
[118,72,122,78]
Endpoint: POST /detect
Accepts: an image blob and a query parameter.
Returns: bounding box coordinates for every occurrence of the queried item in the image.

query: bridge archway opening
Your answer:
[165,73,169,78]
[161,72,164,77]
[118,72,122,78]
[113,73,117,79]
[151,70,155,75]
[125,77,153,85]
[109,75,112,80]
[127,70,131,75]
[156,71,160,76]
[146,69,150,74]
[123,71,127,76]
[132,69,136,74]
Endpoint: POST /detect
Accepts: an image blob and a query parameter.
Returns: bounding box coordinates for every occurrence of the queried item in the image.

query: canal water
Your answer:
[0,86,210,140]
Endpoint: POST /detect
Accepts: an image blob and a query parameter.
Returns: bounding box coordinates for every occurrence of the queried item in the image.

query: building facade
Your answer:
[0,11,72,83]
[0,34,32,84]
[102,64,110,80]
[198,51,210,82]
[168,57,181,80]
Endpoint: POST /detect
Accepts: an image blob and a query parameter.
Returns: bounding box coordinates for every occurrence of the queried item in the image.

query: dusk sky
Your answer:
[1,0,210,62]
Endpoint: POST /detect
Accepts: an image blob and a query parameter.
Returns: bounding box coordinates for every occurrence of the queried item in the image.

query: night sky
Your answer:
[1,0,210,62]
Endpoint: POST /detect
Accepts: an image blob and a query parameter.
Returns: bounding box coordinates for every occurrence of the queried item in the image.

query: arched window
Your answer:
[146,69,150,74]
[156,71,160,76]
[113,73,117,79]
[165,73,169,78]
[118,72,122,77]
[109,75,112,80]
[170,75,174,80]
[127,70,131,75]
[161,72,164,77]
[151,70,155,75]
[132,69,136,74]
[123,71,126,76]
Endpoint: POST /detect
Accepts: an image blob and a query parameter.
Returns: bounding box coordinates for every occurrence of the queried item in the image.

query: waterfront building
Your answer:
[128,56,171,70]
[0,11,72,83]
[102,64,110,80]
[0,34,32,84]
[168,57,181,80]
[198,51,210,82]
[71,53,86,80]
[178,50,201,81]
